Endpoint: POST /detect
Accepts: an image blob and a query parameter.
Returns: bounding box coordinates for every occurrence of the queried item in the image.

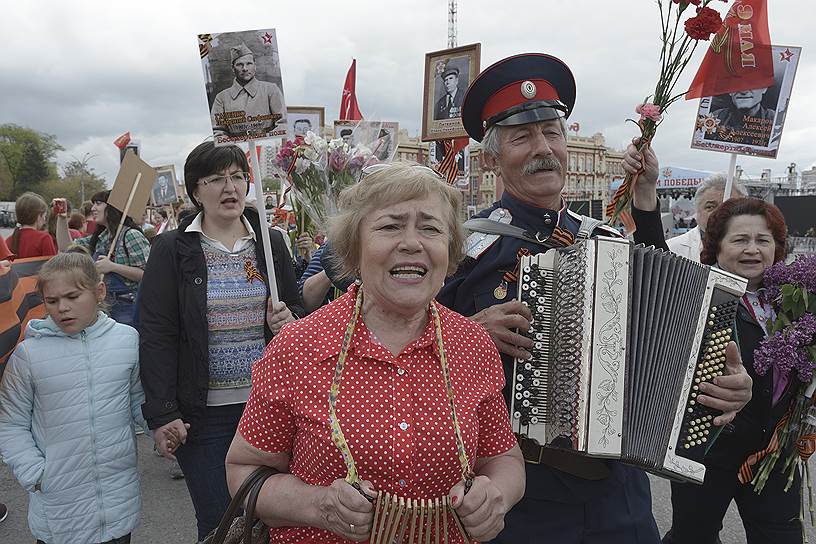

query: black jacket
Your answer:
[138,208,304,437]
[704,302,796,471]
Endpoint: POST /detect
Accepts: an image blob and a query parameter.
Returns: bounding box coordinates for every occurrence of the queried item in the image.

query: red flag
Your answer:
[685,0,774,99]
[340,59,363,121]
[245,145,262,182]
[113,131,131,149]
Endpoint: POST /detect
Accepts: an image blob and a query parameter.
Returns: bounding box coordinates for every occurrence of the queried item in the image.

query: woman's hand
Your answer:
[95,255,116,274]
[296,233,314,260]
[266,300,294,334]
[318,479,375,542]
[153,418,190,461]
[449,476,508,542]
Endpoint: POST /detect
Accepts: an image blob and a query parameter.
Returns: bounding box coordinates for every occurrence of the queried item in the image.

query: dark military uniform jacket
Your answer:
[437,191,668,503]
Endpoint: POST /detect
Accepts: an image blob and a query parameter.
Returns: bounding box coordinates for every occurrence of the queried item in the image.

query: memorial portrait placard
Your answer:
[421,43,480,142]
[287,106,325,139]
[198,29,288,145]
[690,45,801,159]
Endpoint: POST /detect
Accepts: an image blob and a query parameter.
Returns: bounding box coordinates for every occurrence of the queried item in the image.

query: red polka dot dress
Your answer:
[238,284,517,543]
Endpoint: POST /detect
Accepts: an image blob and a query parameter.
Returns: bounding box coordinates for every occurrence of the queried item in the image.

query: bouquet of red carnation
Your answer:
[606,0,726,223]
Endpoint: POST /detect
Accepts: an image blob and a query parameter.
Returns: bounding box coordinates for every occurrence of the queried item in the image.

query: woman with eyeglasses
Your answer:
[225,162,524,543]
[138,141,305,541]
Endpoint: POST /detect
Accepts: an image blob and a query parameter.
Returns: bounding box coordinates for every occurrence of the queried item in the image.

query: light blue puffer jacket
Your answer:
[0,312,146,544]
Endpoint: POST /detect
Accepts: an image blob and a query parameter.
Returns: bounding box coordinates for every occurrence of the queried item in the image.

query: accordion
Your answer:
[510,237,748,483]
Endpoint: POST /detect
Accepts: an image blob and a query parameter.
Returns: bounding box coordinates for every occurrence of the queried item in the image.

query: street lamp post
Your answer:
[72,152,97,205]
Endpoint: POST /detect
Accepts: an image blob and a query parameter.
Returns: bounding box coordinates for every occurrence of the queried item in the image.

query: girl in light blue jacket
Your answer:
[0,250,147,544]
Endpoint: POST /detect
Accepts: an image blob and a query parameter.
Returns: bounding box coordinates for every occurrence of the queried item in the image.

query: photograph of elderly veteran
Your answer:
[666,174,746,262]
[436,53,754,544]
[225,162,525,543]
[138,141,304,541]
[211,43,285,138]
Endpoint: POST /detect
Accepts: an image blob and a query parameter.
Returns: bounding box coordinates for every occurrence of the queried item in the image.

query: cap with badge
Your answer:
[230,43,254,65]
[461,53,576,142]
[441,66,460,79]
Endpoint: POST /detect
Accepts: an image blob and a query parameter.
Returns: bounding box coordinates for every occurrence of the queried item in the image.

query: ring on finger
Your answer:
[349,523,355,531]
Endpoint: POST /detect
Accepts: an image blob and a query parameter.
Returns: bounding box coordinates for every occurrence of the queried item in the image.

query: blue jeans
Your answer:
[107,293,137,327]
[174,403,245,541]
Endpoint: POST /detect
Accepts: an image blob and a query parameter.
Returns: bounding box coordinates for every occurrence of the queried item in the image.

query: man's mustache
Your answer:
[522,156,563,176]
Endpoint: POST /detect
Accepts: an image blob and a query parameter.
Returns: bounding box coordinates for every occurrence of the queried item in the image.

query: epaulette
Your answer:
[464,207,513,259]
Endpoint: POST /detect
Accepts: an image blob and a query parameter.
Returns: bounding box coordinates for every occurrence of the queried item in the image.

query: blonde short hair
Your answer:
[328,161,465,281]
[37,248,101,296]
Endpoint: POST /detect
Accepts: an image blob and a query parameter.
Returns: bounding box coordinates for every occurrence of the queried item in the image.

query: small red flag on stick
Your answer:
[113,131,131,149]
[340,59,363,121]
[685,0,774,100]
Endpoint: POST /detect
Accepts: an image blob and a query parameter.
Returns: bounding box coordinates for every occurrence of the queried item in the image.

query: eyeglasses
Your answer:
[360,163,444,180]
[198,171,251,188]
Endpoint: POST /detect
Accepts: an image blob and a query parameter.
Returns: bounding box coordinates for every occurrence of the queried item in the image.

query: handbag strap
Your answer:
[209,466,278,544]
[243,469,271,544]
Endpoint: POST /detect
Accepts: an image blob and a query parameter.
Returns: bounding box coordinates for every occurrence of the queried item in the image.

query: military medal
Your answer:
[494,280,508,300]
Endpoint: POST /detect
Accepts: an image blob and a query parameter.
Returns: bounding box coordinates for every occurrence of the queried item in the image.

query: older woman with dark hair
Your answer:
[138,141,304,540]
[666,197,797,544]
[225,162,525,543]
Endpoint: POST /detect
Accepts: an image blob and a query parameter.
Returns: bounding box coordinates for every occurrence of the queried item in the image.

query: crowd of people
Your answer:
[0,51,805,544]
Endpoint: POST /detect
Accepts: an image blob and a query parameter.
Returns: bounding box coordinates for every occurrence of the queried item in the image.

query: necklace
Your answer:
[328,284,474,542]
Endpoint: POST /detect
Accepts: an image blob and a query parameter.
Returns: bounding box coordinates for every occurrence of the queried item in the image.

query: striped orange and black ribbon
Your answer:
[435,139,459,184]
[0,256,49,376]
[737,408,790,484]
[550,225,575,247]
[198,34,213,59]
[501,225,575,284]
[244,260,265,284]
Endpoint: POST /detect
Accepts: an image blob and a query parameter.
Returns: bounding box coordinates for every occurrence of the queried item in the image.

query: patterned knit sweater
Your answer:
[201,239,266,403]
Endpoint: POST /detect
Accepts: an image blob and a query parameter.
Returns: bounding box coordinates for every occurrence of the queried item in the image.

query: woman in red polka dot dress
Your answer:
[226,163,525,543]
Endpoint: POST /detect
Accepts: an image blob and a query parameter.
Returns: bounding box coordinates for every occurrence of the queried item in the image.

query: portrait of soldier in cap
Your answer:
[208,38,286,141]
[433,61,466,120]
[422,43,480,141]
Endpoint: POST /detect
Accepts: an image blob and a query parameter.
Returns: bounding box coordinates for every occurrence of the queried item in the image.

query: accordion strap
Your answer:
[464,218,552,247]
[464,214,600,248]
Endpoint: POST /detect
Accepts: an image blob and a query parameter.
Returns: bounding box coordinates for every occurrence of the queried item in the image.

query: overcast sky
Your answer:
[1,0,811,188]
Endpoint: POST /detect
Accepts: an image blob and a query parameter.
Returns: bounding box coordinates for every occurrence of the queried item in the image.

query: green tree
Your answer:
[40,160,106,211]
[0,124,63,199]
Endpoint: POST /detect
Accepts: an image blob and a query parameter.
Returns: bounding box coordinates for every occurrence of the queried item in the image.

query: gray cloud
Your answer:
[1,0,812,189]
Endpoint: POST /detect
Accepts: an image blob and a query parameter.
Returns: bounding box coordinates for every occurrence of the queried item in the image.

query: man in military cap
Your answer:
[437,53,753,543]
[211,43,286,140]
[433,65,465,120]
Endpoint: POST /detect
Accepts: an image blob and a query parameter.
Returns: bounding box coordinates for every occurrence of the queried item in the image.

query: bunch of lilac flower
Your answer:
[755,313,816,382]
[764,255,816,304]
